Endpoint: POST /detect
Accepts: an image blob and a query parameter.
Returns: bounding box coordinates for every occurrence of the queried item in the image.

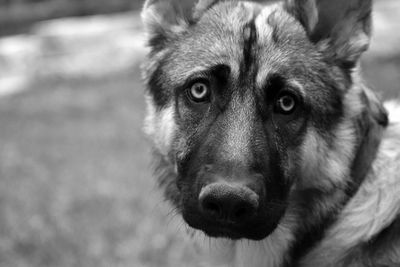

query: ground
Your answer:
[0,68,209,267]
[0,3,399,267]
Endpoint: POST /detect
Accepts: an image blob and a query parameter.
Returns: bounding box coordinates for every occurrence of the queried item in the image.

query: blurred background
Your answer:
[0,0,399,267]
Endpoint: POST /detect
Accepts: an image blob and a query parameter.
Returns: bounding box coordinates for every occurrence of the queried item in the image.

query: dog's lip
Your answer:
[196,220,273,240]
[202,226,271,240]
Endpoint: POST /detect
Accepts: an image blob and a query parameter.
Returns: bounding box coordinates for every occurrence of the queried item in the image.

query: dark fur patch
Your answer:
[242,21,258,75]
[147,57,171,109]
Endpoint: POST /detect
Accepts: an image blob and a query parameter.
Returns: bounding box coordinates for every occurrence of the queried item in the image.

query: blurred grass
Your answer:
[363,55,400,100]
[0,0,145,36]
[0,68,205,267]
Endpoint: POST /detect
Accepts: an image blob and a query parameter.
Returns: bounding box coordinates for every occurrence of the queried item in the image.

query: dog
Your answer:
[141,0,400,266]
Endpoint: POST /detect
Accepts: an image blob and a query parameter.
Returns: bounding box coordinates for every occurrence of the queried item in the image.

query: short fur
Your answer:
[141,0,400,266]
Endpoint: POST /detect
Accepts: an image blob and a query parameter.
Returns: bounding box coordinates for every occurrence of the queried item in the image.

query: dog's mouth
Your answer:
[197,223,274,240]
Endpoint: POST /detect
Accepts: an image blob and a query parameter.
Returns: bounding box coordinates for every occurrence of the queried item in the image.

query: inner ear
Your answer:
[285,0,372,41]
[309,0,368,42]
[284,0,372,66]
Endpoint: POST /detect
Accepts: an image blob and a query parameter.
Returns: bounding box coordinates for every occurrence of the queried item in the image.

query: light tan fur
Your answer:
[144,96,176,158]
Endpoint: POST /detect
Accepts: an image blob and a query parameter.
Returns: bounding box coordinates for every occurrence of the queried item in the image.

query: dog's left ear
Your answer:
[284,0,372,68]
[142,0,219,50]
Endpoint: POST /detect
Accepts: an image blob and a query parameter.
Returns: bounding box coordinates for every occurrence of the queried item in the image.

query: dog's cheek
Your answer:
[144,100,183,207]
[175,94,209,127]
[283,147,303,189]
[298,124,357,191]
[144,98,177,158]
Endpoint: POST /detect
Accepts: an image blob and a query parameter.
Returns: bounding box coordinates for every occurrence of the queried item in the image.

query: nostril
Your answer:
[203,199,221,217]
[233,203,256,221]
[234,207,247,220]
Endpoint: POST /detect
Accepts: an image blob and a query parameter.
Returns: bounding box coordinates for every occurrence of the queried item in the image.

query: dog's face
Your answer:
[142,0,386,241]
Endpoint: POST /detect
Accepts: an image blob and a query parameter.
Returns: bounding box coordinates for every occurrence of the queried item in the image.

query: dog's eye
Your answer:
[188,82,210,102]
[275,93,297,114]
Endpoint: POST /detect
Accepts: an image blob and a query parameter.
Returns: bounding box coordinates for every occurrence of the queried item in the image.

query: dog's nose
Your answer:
[199,183,259,224]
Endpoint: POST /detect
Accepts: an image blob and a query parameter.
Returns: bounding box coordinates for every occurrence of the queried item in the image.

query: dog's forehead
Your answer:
[165,1,313,87]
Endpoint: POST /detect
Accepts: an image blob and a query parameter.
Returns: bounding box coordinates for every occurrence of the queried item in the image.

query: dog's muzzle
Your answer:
[181,166,281,240]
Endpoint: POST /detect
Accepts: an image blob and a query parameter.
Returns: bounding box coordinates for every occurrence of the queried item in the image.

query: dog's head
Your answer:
[142,0,387,241]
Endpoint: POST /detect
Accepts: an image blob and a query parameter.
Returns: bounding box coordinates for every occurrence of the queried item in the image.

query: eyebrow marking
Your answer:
[174,63,230,86]
[258,74,306,98]
[239,19,261,90]
[181,64,231,89]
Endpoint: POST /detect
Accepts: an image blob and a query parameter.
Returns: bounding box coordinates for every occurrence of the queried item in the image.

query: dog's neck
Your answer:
[300,102,400,267]
[287,88,388,264]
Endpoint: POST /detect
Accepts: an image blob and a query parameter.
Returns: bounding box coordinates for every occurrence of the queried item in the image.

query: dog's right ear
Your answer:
[142,0,219,50]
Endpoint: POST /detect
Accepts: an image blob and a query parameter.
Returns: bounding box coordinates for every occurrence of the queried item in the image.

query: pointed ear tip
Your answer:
[141,0,165,19]
[141,5,155,28]
[141,0,152,20]
[143,0,157,9]
[141,7,168,38]
[141,1,165,29]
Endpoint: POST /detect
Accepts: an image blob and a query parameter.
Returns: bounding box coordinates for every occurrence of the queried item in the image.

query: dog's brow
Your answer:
[258,74,306,97]
[173,65,218,85]
[289,80,306,97]
[184,64,231,83]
